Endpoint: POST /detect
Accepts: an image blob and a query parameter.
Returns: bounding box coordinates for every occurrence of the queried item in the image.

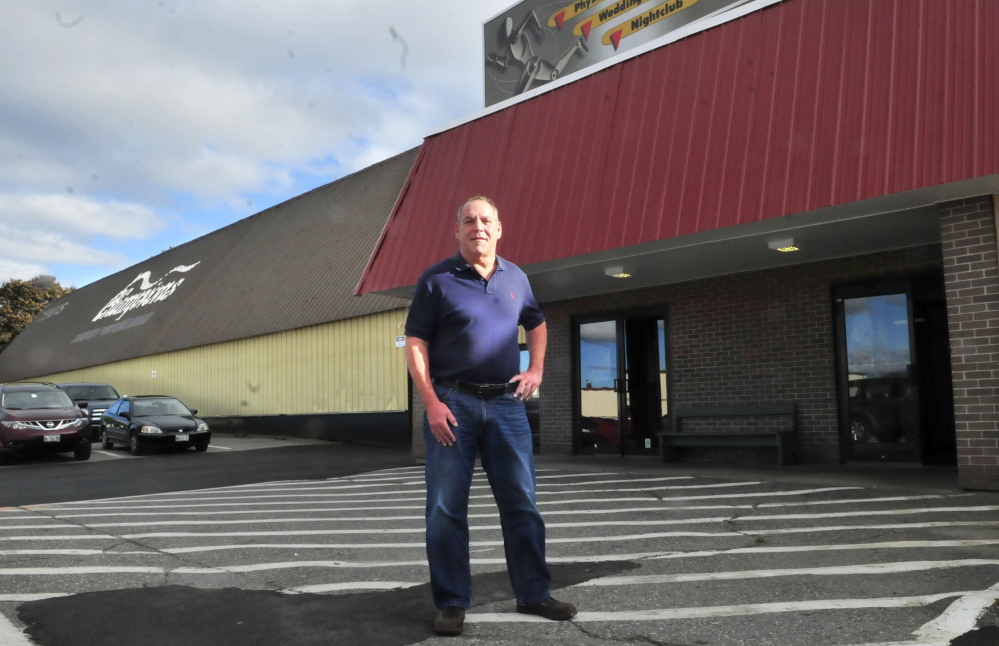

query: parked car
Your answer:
[0,382,91,464]
[849,375,918,444]
[56,382,121,440]
[100,395,210,455]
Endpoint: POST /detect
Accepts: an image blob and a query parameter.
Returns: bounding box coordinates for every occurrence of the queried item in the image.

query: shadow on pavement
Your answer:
[19,561,639,646]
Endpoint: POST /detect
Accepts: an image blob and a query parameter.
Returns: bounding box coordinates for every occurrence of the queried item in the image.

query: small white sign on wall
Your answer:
[151,370,157,379]
[396,336,406,348]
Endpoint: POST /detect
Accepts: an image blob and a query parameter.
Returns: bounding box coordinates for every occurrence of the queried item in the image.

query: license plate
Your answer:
[175,434,189,442]
[43,434,60,443]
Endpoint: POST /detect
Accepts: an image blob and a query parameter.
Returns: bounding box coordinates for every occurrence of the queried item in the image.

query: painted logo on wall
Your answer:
[484,0,750,107]
[93,262,200,322]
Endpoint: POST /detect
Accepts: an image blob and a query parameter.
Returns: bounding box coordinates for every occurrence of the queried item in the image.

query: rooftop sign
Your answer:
[484,0,753,107]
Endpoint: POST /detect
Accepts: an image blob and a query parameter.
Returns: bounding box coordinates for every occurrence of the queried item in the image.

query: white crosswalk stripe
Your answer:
[1,468,997,645]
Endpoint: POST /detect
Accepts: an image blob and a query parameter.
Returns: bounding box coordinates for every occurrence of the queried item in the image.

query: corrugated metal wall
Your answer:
[34,309,409,416]
[358,0,999,294]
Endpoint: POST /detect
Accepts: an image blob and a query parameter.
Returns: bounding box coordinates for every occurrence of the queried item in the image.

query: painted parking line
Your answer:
[33,483,848,509]
[0,525,87,530]
[0,549,152,556]
[43,494,966,520]
[155,538,999,556]
[208,445,232,450]
[465,589,998,623]
[94,451,128,459]
[578,559,999,586]
[0,566,166,575]
[0,594,71,602]
[3,518,976,541]
[285,581,423,594]
[0,613,38,646]
[73,504,999,529]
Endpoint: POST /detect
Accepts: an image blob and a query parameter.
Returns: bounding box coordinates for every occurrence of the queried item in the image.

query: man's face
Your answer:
[455,199,502,259]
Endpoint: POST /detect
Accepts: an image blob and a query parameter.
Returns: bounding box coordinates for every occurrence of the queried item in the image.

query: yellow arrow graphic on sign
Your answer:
[602,0,699,49]
[548,0,609,29]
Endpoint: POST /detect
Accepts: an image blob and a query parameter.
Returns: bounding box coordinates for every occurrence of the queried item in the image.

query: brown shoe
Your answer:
[516,597,577,620]
[433,606,465,635]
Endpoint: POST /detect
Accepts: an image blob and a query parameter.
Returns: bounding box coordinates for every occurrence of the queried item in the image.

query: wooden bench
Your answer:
[658,403,798,465]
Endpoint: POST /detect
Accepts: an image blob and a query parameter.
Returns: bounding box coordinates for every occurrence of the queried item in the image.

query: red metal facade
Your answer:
[357,0,998,295]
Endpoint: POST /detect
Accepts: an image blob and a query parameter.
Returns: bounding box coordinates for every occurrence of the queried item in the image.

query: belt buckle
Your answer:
[477,384,491,398]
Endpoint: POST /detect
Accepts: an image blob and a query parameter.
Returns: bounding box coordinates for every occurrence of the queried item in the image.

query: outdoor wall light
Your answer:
[768,238,799,252]
[604,265,631,278]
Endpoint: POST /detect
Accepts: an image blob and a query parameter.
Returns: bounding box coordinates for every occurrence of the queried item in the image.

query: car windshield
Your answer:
[133,399,191,417]
[2,389,75,410]
[63,385,120,401]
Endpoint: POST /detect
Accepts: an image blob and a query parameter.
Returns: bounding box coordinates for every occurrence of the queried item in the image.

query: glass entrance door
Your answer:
[836,289,921,462]
[577,313,668,456]
[579,320,622,456]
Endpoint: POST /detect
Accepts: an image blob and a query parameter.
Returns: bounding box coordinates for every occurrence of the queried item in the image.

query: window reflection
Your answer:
[579,321,620,455]
[844,294,918,460]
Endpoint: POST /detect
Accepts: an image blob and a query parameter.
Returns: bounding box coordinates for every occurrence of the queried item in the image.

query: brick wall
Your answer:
[540,245,944,464]
[939,195,999,491]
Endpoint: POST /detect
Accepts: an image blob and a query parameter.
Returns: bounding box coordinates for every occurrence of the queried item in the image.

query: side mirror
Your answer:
[121,412,131,420]
[78,401,88,409]
[190,409,198,416]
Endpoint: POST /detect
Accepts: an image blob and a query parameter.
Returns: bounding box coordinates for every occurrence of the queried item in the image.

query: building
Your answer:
[356,0,999,489]
[0,149,418,446]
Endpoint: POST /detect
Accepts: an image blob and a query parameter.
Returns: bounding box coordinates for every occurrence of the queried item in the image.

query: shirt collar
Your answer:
[451,253,505,274]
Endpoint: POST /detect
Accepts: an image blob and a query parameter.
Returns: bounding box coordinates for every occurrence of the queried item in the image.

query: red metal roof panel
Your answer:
[357,0,999,295]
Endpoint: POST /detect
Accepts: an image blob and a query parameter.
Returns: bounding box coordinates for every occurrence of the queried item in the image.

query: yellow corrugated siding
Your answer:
[34,309,409,416]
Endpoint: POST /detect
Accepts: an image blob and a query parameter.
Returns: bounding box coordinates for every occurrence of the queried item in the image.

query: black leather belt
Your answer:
[433,378,517,399]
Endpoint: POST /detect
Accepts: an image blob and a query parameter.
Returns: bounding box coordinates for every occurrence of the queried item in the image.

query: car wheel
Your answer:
[850,418,872,444]
[129,433,144,456]
[194,439,209,452]
[101,428,114,450]
[74,442,92,461]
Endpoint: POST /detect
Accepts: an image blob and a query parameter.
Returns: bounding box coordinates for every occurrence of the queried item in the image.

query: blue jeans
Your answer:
[423,385,552,609]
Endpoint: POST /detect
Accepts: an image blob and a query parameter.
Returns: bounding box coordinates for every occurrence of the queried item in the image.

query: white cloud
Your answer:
[0,0,516,285]
[0,192,161,285]
[0,219,129,266]
[0,194,164,241]
[0,258,48,282]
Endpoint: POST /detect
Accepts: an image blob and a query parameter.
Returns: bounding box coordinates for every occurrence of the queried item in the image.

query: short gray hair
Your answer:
[457,195,499,222]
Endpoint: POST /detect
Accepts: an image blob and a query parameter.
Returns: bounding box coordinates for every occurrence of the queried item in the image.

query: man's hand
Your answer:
[426,399,458,446]
[510,367,542,400]
[407,336,459,447]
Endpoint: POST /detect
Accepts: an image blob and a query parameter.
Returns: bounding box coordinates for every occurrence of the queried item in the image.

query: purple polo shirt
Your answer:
[405,253,545,385]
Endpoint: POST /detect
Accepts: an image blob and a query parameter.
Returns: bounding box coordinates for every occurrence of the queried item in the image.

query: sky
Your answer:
[0,0,519,288]
[844,294,912,378]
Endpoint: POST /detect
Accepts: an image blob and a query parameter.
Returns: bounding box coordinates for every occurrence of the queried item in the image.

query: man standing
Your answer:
[405,196,577,636]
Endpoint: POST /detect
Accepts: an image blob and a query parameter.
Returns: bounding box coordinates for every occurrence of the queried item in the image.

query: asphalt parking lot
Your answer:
[0,432,330,467]
[2,440,998,646]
